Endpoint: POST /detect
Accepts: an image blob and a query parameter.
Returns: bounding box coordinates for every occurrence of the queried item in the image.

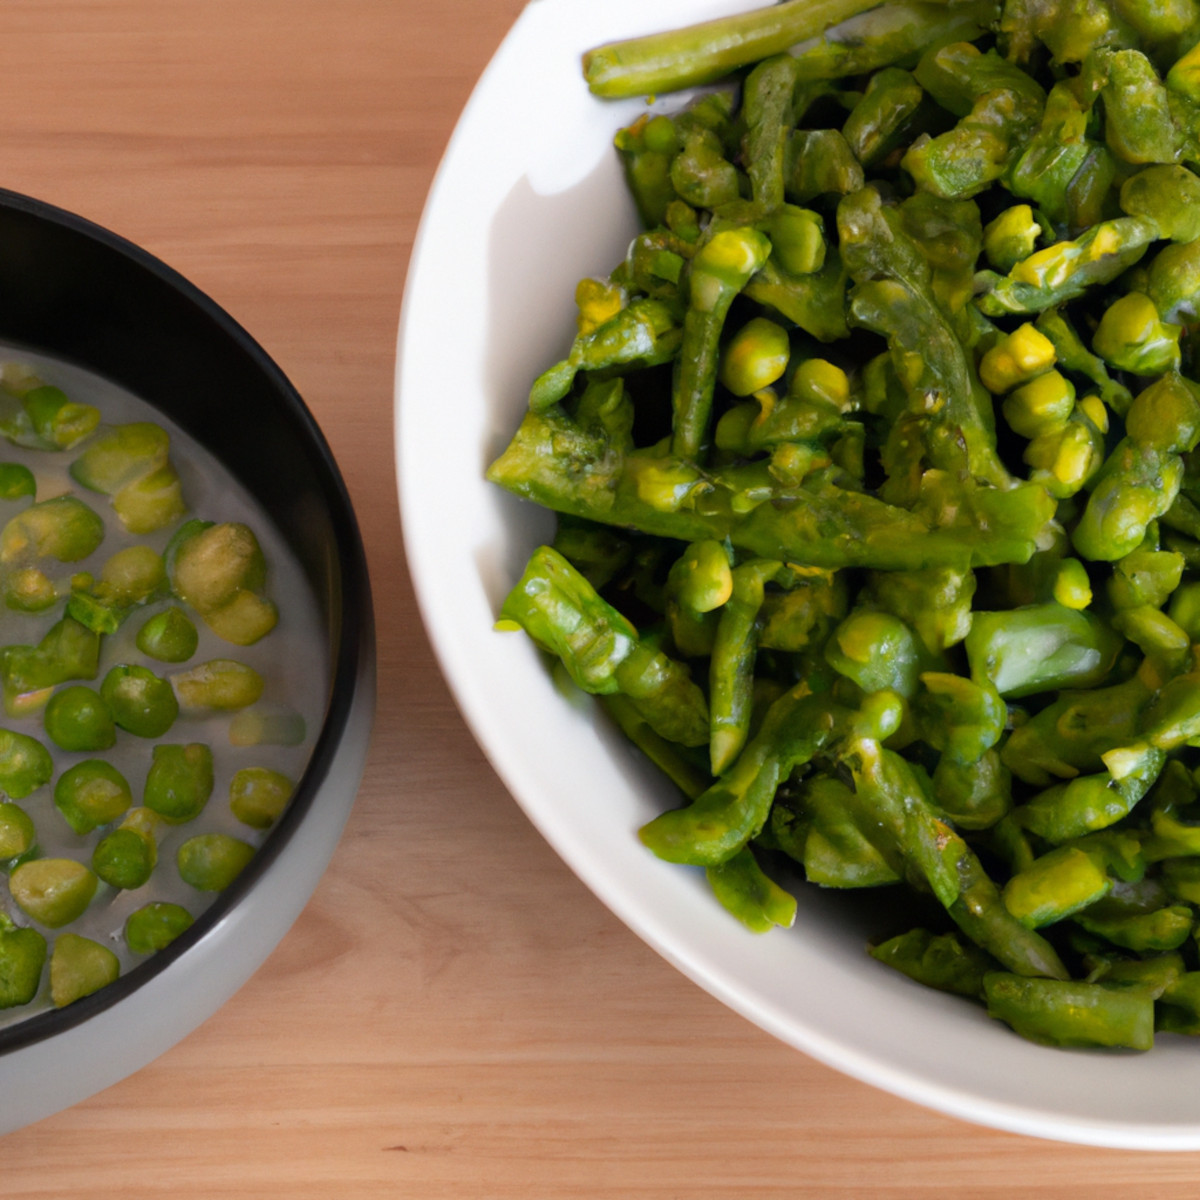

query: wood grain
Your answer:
[1,2,1200,1195]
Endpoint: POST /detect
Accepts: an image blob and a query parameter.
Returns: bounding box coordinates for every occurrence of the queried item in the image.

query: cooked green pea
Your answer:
[136,607,198,663]
[124,901,193,954]
[0,495,105,566]
[49,932,118,1007]
[100,663,178,737]
[0,913,46,1008]
[5,567,56,613]
[96,544,165,605]
[177,833,255,892]
[0,463,35,501]
[0,802,35,859]
[9,858,97,927]
[43,685,116,752]
[143,743,213,824]
[230,766,294,829]
[0,728,53,799]
[171,659,264,712]
[54,759,132,835]
[92,828,154,891]
[22,385,100,450]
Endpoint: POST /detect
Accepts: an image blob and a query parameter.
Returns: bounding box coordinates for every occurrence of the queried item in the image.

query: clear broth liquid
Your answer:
[0,345,327,1028]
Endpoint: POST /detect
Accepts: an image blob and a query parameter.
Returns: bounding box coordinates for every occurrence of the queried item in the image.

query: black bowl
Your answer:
[0,188,375,1131]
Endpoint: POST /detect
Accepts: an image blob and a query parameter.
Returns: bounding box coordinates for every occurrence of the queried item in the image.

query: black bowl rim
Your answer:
[0,187,373,1054]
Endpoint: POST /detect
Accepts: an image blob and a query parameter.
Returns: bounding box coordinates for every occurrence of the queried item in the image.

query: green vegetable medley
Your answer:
[0,358,307,1017]
[487,0,1200,1050]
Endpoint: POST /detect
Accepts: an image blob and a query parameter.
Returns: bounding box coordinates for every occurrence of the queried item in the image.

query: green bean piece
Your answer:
[69,421,185,534]
[21,385,100,451]
[1003,846,1113,928]
[229,766,295,830]
[168,520,278,646]
[842,67,926,168]
[143,743,214,825]
[54,760,132,835]
[0,495,104,566]
[0,728,52,800]
[843,736,1069,978]
[582,0,898,98]
[0,463,34,502]
[9,858,97,927]
[983,973,1154,1050]
[499,546,707,746]
[964,603,1122,698]
[709,559,784,774]
[640,688,842,866]
[170,658,265,715]
[43,685,115,753]
[0,913,45,1008]
[177,833,255,892]
[124,901,194,955]
[975,218,1159,317]
[672,228,772,461]
[983,205,1042,274]
[614,113,680,230]
[706,845,796,932]
[1075,900,1195,952]
[136,606,199,664]
[49,932,119,1008]
[870,928,994,998]
[785,772,903,887]
[100,663,178,738]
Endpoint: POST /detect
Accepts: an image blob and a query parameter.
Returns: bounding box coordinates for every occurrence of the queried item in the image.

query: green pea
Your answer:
[171,659,264,712]
[96,545,165,605]
[4,567,56,613]
[50,932,118,1007]
[0,495,105,566]
[177,833,255,892]
[9,858,98,927]
[0,463,35,501]
[43,685,116,753]
[22,385,100,450]
[100,663,179,737]
[230,767,294,829]
[143,743,213,824]
[0,728,53,799]
[54,759,132,835]
[92,828,155,891]
[124,901,193,954]
[136,607,198,663]
[0,913,46,1008]
[0,802,35,859]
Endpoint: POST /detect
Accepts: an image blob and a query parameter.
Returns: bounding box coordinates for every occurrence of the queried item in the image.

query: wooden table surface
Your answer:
[3,1,1200,1195]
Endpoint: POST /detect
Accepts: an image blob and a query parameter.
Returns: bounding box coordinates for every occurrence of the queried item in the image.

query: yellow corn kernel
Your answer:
[979,324,1056,393]
[1077,394,1109,433]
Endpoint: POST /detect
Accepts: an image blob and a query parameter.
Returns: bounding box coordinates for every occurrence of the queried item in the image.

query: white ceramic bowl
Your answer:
[0,191,375,1135]
[397,0,1200,1149]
